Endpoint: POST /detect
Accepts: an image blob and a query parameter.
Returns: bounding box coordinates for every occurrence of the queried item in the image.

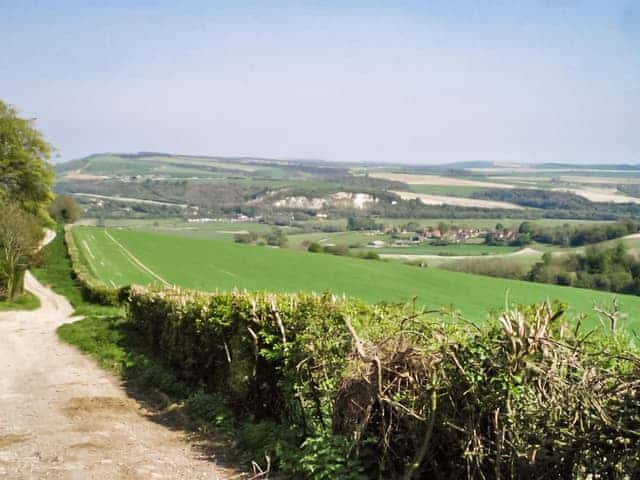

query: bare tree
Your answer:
[0,203,43,300]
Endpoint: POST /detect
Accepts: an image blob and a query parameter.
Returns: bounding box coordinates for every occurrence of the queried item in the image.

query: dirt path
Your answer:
[0,271,241,479]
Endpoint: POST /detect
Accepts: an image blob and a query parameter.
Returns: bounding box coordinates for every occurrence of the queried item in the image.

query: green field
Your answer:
[287,231,382,249]
[407,185,494,197]
[72,227,640,328]
[357,243,520,256]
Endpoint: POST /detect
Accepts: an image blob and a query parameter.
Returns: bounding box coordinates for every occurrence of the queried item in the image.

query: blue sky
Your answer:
[1,1,638,164]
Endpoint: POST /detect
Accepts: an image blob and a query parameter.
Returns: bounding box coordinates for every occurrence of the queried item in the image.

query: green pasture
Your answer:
[71,153,294,180]
[72,227,640,328]
[407,185,493,197]
[357,243,520,256]
[91,218,273,240]
[287,231,383,249]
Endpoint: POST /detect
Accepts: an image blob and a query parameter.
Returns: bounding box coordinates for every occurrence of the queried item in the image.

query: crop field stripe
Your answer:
[82,240,95,260]
[103,230,170,286]
[79,239,101,279]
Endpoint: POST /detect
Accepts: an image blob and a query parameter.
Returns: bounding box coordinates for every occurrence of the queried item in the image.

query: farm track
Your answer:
[0,236,239,478]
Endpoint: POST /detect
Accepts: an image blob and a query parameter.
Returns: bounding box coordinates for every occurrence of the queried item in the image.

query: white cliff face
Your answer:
[329,192,377,209]
[273,196,328,209]
[272,192,377,210]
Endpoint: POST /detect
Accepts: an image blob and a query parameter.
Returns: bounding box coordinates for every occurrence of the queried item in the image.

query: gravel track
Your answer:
[0,234,240,479]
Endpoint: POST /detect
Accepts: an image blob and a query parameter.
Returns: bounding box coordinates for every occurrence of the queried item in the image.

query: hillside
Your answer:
[72,227,640,329]
[55,152,328,179]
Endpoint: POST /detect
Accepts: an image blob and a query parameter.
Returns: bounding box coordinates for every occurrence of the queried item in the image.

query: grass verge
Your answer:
[0,292,40,312]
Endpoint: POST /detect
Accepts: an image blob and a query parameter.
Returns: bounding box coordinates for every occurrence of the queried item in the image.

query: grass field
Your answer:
[287,231,383,249]
[408,185,494,197]
[72,227,640,328]
[356,243,520,256]
[287,231,519,255]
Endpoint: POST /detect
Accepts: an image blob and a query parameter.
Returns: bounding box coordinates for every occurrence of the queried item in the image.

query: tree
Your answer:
[0,203,43,300]
[511,232,531,246]
[234,231,258,244]
[518,221,532,234]
[266,227,288,247]
[48,194,82,224]
[0,100,54,222]
[437,221,450,234]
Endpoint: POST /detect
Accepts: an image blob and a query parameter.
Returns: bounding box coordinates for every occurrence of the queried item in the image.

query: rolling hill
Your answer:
[72,226,640,329]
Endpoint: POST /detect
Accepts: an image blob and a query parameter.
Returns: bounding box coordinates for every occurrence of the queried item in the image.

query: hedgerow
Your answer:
[124,286,640,479]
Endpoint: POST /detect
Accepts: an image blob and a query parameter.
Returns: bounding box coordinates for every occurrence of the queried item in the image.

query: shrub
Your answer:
[234,232,258,244]
[307,242,323,253]
[323,244,349,256]
[123,286,640,478]
[265,227,288,247]
[48,194,81,224]
[358,251,380,260]
[277,433,367,480]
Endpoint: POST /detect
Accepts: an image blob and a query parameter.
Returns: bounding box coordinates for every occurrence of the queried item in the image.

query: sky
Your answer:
[1,1,639,165]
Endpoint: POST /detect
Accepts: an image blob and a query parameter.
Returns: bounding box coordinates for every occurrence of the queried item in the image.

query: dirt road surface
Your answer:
[0,270,240,479]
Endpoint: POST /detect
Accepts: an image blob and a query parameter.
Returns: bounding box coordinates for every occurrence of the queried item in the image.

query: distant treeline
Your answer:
[445,243,640,296]
[473,188,592,210]
[617,184,640,199]
[529,244,640,295]
[470,188,640,219]
[485,220,640,248]
[529,220,640,246]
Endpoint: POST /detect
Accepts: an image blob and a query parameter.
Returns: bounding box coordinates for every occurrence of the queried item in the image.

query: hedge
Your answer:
[64,225,122,305]
[125,285,640,479]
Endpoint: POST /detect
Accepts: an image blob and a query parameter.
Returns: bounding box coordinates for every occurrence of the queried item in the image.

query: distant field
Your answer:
[391,190,524,210]
[368,172,513,188]
[287,231,519,256]
[552,187,640,204]
[287,231,383,249]
[408,185,494,197]
[72,227,640,328]
[356,243,520,256]
[59,153,295,181]
[84,218,275,240]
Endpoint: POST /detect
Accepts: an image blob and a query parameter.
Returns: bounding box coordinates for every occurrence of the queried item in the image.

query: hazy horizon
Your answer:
[2,1,639,165]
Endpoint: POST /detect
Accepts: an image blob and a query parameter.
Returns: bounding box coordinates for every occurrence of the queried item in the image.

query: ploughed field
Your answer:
[72,227,640,328]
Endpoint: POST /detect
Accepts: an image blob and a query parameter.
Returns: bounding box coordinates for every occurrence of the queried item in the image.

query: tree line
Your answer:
[445,242,640,297]
[486,220,640,248]
[529,244,640,295]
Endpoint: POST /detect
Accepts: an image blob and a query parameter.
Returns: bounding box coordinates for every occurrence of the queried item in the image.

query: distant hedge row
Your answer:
[63,226,121,305]
[124,285,640,479]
